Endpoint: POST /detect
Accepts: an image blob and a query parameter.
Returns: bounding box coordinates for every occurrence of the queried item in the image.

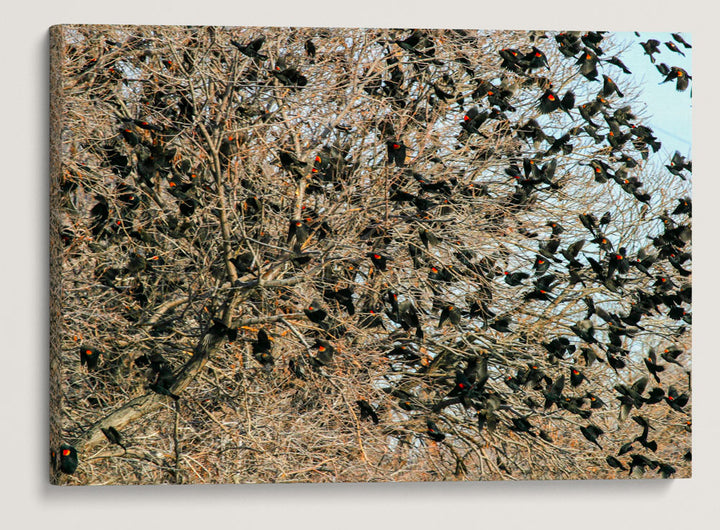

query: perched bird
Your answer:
[304,300,328,324]
[356,400,379,424]
[80,346,101,371]
[438,304,462,328]
[101,426,125,449]
[386,140,407,166]
[367,252,391,271]
[252,328,274,368]
[58,444,78,475]
[426,420,446,442]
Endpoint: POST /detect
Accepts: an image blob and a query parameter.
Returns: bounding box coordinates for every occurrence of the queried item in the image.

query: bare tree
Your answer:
[50,25,691,484]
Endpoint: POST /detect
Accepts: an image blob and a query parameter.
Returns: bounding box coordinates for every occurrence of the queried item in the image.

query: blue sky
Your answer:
[615,32,692,158]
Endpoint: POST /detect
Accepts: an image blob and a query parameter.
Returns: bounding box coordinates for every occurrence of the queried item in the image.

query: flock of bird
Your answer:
[55,28,691,480]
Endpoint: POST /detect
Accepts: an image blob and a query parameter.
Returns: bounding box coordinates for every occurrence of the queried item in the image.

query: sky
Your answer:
[614,31,692,158]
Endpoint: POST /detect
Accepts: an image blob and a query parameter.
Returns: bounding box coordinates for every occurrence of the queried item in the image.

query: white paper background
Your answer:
[3,1,716,528]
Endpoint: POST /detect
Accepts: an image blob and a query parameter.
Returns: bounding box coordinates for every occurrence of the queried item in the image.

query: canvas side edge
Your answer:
[49,24,65,485]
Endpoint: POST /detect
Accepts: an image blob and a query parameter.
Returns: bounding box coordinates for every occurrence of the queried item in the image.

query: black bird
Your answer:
[231,37,268,60]
[356,400,379,424]
[101,426,125,449]
[386,140,407,166]
[665,385,689,412]
[58,444,78,475]
[606,56,632,74]
[571,319,596,343]
[252,328,274,368]
[503,270,529,286]
[628,454,658,476]
[426,420,446,442]
[606,455,626,470]
[304,39,316,59]
[601,75,624,98]
[367,252,391,271]
[662,67,691,91]
[671,33,692,49]
[510,417,537,437]
[644,349,665,383]
[271,61,307,88]
[570,367,586,387]
[664,41,686,57]
[661,345,684,366]
[438,304,462,328]
[304,300,328,324]
[80,346,101,371]
[579,213,598,236]
[312,339,335,366]
[632,415,658,452]
[490,315,512,333]
[640,39,661,63]
[580,424,604,449]
[287,220,310,251]
[537,89,574,114]
[577,48,599,80]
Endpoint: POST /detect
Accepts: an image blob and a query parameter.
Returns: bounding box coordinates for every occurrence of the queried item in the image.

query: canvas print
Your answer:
[49,25,692,485]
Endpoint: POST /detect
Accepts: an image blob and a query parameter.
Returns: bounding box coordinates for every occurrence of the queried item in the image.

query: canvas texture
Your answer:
[49,25,692,485]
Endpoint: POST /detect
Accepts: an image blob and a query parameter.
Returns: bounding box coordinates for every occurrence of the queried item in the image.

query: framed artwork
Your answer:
[49,24,691,485]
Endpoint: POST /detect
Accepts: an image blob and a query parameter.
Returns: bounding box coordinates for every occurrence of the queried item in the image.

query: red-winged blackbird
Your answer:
[312,339,335,366]
[59,444,78,474]
[367,252,391,271]
[428,265,454,283]
[510,416,537,437]
[438,304,461,328]
[665,385,689,412]
[80,346,101,371]
[304,300,327,324]
[537,89,574,114]
[664,41,686,57]
[483,315,513,337]
[356,400,379,424]
[524,46,549,70]
[570,367,586,387]
[503,270,529,286]
[644,349,665,383]
[287,219,310,251]
[555,32,582,57]
[533,255,550,276]
[278,150,310,179]
[271,62,307,88]
[662,67,691,91]
[661,345,684,366]
[577,48,599,80]
[601,75,624,98]
[426,420,446,442]
[386,140,407,166]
